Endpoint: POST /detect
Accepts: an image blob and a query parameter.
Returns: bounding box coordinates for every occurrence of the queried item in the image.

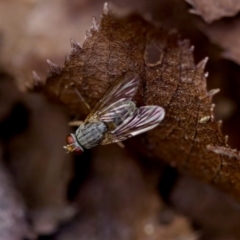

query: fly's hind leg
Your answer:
[69,121,83,127]
[116,142,125,148]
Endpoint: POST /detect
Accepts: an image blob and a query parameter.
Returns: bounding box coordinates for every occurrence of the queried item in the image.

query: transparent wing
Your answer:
[84,72,139,122]
[99,100,136,124]
[100,106,165,145]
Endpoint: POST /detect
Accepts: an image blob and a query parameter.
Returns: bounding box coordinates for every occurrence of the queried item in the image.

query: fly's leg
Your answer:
[70,85,125,148]
[68,120,125,147]
[74,87,125,148]
[67,84,90,126]
[74,87,91,112]
[69,121,83,126]
[64,81,91,112]
[116,142,125,148]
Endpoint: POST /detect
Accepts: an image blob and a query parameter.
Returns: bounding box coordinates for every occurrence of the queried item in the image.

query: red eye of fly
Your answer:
[65,134,83,154]
[66,134,74,144]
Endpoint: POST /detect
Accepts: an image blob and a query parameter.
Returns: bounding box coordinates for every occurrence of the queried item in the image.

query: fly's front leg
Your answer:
[116,142,125,148]
[67,85,90,127]
[69,121,83,127]
[74,87,91,112]
[64,81,91,113]
[68,84,125,149]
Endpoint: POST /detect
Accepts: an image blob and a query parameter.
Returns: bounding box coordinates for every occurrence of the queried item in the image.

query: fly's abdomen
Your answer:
[75,121,107,149]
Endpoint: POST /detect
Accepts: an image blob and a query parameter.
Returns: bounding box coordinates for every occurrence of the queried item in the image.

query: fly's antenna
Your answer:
[74,87,91,112]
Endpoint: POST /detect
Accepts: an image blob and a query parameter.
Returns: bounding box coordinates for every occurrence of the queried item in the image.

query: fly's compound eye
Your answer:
[64,134,83,154]
[66,134,75,145]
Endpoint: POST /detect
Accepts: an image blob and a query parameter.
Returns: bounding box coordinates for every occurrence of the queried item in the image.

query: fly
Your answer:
[63,72,165,153]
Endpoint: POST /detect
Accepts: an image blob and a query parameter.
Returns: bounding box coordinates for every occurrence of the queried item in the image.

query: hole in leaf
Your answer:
[145,44,163,65]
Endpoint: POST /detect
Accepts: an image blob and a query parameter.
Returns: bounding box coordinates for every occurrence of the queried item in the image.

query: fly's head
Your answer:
[63,133,83,154]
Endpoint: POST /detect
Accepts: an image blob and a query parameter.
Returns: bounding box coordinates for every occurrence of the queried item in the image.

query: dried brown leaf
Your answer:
[43,4,240,201]
[186,0,240,23]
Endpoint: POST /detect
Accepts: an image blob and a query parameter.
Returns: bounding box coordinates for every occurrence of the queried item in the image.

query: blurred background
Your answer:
[0,0,240,240]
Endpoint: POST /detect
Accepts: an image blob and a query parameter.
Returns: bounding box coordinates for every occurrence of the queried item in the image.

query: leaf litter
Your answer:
[186,0,240,23]
[43,3,240,202]
[1,0,240,239]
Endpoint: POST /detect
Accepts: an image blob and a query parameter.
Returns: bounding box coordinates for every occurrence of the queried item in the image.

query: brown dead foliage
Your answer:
[43,3,240,202]
[2,0,240,239]
[203,17,240,65]
[0,159,30,240]
[171,175,240,239]
[186,0,240,23]
[0,71,74,237]
[56,145,196,240]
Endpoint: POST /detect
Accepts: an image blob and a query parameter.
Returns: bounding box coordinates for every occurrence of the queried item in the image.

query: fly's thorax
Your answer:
[75,121,108,149]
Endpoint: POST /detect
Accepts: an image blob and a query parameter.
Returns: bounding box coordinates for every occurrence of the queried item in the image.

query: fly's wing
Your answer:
[84,72,140,122]
[99,100,136,125]
[100,106,165,145]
